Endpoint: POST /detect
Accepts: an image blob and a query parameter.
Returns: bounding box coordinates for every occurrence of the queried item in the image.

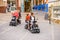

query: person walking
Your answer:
[48,8,52,24]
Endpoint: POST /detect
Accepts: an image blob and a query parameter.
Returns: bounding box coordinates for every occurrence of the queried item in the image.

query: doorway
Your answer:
[7,0,16,12]
[24,0,31,12]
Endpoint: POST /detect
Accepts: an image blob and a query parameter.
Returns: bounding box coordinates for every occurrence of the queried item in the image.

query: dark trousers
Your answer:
[17,19,21,24]
[49,19,51,24]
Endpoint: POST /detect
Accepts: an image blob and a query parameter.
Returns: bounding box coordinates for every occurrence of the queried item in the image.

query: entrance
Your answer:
[24,0,31,12]
[7,0,16,12]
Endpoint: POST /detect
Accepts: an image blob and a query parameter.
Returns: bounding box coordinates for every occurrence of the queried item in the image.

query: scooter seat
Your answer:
[33,21,37,23]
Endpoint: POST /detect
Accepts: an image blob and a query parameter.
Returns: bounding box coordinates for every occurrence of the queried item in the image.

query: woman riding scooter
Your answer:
[12,10,21,24]
[30,13,35,27]
[25,13,40,33]
[17,10,21,24]
[25,13,35,29]
[25,13,30,29]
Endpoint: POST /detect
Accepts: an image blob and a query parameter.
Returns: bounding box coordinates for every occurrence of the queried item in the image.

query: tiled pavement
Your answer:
[0,12,60,40]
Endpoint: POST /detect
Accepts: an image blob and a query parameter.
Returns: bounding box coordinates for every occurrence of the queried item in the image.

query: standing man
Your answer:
[7,4,10,12]
[48,8,52,24]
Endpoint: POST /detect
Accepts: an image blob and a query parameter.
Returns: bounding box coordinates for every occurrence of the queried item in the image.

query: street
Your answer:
[0,11,60,40]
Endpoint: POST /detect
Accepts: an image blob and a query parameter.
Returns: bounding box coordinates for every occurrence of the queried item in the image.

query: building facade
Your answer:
[0,0,20,13]
[0,0,58,13]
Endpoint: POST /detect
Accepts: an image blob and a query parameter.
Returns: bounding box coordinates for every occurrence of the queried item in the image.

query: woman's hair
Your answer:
[31,12,34,15]
[26,14,29,16]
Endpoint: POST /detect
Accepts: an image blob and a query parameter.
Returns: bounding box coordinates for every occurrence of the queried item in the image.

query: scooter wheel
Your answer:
[25,25,28,29]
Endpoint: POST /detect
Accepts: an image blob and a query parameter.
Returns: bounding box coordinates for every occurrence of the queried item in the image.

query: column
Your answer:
[42,0,43,4]
[46,0,48,4]
[43,0,45,4]
[21,0,24,12]
[38,0,40,5]
[19,0,21,7]
[16,0,19,10]
[19,0,21,10]
[34,0,36,6]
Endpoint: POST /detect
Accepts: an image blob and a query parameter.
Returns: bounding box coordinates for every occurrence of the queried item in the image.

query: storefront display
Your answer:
[51,6,60,24]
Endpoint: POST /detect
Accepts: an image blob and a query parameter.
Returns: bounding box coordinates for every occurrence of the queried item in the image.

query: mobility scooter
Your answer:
[9,11,21,26]
[25,20,40,33]
[9,16,21,26]
[9,16,17,26]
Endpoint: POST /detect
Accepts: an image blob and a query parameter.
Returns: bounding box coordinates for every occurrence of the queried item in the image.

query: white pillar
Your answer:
[21,0,24,12]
